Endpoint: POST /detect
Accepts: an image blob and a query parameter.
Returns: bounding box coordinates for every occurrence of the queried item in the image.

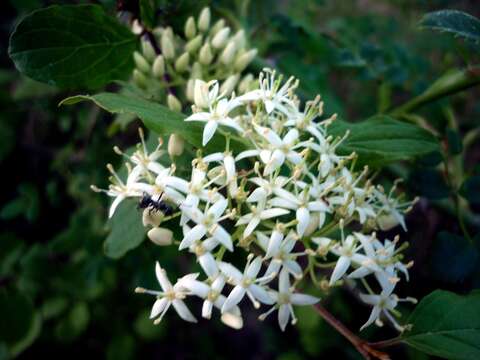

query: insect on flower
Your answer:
[138,192,174,216]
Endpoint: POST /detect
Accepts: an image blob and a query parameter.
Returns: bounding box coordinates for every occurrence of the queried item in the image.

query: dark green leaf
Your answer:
[104,200,145,259]
[54,302,90,342]
[140,0,156,29]
[420,10,480,45]
[408,168,450,200]
[9,4,137,89]
[447,129,463,155]
[327,115,440,167]
[460,176,480,205]
[430,232,478,283]
[60,92,247,151]
[402,290,480,360]
[0,289,35,346]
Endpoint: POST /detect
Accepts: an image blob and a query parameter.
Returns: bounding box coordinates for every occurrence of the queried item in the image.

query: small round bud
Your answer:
[221,312,243,330]
[184,16,196,39]
[168,133,185,157]
[211,27,231,49]
[199,43,213,65]
[161,33,175,60]
[133,69,147,88]
[220,74,239,96]
[186,78,195,101]
[377,213,401,231]
[131,19,143,35]
[167,94,182,112]
[133,51,150,73]
[191,62,203,79]
[175,52,190,72]
[147,227,173,246]
[210,19,225,36]
[198,7,211,32]
[234,49,258,71]
[185,34,203,53]
[141,40,156,62]
[304,213,320,237]
[194,79,209,108]
[220,41,237,65]
[231,29,246,50]
[152,55,165,78]
[238,74,254,94]
[143,208,163,227]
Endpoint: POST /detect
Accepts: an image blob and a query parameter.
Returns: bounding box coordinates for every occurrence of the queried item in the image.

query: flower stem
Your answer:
[311,303,391,360]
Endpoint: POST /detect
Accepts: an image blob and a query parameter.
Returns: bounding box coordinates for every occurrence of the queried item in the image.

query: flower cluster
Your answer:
[130,7,256,112]
[94,69,417,332]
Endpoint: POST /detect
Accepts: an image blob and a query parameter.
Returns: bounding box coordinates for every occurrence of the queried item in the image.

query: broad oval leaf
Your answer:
[104,200,145,259]
[9,4,137,89]
[60,92,248,151]
[420,10,480,45]
[402,290,480,360]
[327,115,440,167]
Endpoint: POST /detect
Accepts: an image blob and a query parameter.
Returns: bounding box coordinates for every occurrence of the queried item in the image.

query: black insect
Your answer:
[138,193,174,216]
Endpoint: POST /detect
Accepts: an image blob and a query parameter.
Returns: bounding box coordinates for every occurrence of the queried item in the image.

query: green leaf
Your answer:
[460,176,480,205]
[327,115,440,167]
[402,290,480,360]
[0,289,35,346]
[9,4,137,89]
[104,200,145,259]
[420,10,480,45]
[54,302,90,342]
[60,92,246,151]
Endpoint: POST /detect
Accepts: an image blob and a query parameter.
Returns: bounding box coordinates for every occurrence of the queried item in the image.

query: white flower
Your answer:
[329,234,365,285]
[135,262,197,324]
[180,199,233,251]
[359,289,416,332]
[373,185,416,231]
[256,230,303,279]
[236,199,289,238]
[203,151,238,196]
[178,274,243,329]
[245,175,290,203]
[186,81,243,145]
[220,256,275,312]
[259,268,319,331]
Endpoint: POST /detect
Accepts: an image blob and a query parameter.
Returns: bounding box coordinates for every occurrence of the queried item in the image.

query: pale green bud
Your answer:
[234,48,258,71]
[238,73,254,94]
[211,27,231,49]
[131,19,143,35]
[152,26,163,37]
[163,27,174,39]
[168,134,185,157]
[199,43,213,65]
[231,29,246,50]
[141,40,156,62]
[186,78,195,101]
[147,227,173,246]
[194,79,209,108]
[167,94,182,112]
[220,41,237,65]
[210,19,226,36]
[161,32,175,60]
[142,208,162,227]
[184,16,196,39]
[220,74,239,96]
[133,51,150,74]
[133,69,147,88]
[175,52,190,72]
[198,7,211,32]
[152,55,165,78]
[191,62,203,79]
[185,34,203,53]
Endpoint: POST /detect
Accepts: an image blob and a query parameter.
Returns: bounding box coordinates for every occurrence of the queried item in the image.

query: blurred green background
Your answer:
[1,0,479,359]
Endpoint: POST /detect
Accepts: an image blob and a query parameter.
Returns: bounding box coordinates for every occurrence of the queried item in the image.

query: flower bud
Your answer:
[184,16,197,39]
[168,133,185,157]
[152,55,165,78]
[304,213,320,237]
[234,48,258,71]
[194,80,209,108]
[210,19,225,36]
[141,40,156,62]
[133,69,147,88]
[220,74,239,96]
[199,43,213,65]
[377,213,400,231]
[147,227,173,246]
[161,32,175,60]
[185,34,203,53]
[220,41,237,64]
[131,19,143,35]
[221,312,243,330]
[143,208,163,227]
[167,94,182,112]
[238,73,254,94]
[186,78,195,101]
[231,29,246,50]
[191,62,203,79]
[211,27,231,49]
[175,52,190,72]
[198,7,211,32]
[133,51,150,73]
